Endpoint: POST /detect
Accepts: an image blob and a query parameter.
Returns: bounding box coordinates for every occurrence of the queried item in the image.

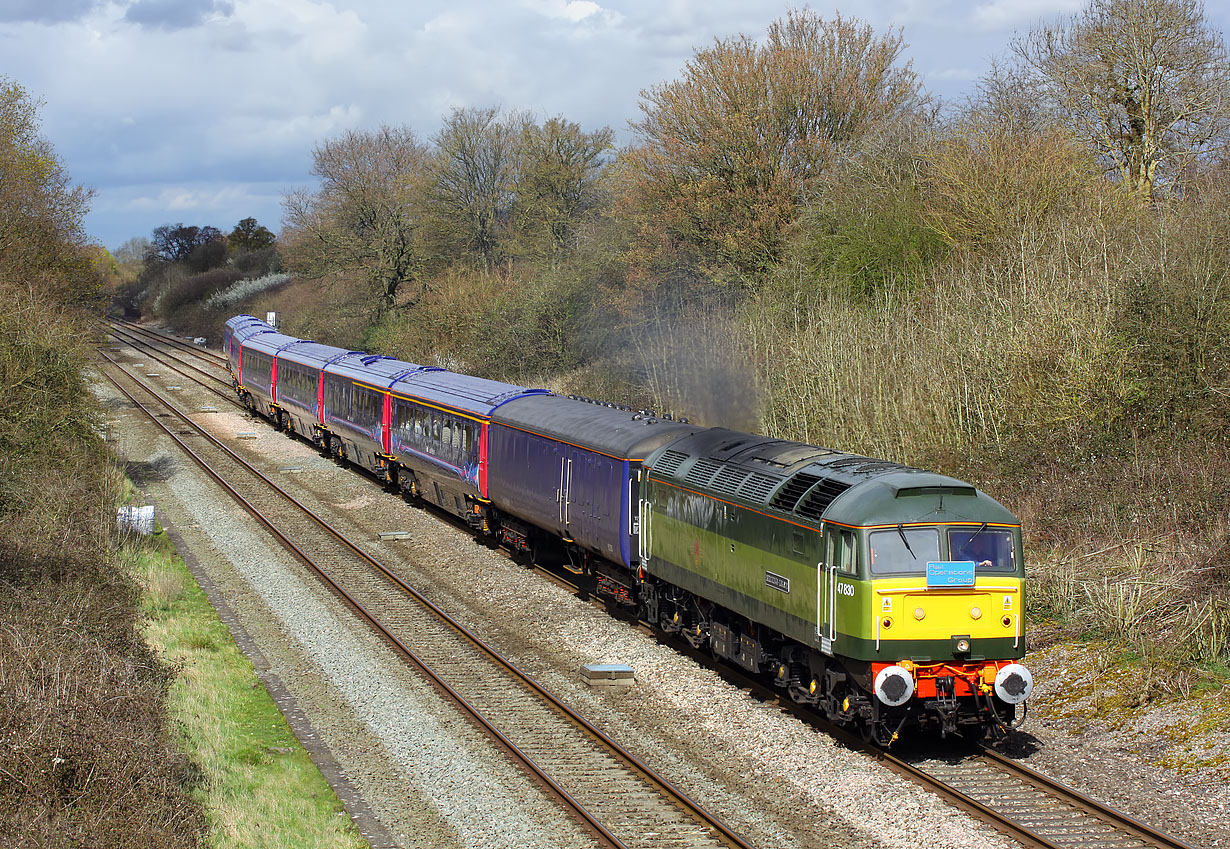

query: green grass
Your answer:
[125,530,367,849]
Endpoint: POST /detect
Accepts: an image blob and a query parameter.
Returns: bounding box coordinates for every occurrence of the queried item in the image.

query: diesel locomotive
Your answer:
[224,314,1033,744]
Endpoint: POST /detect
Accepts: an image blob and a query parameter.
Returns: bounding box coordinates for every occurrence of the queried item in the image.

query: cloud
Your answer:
[971,0,1084,30]
[0,0,103,24]
[929,66,979,81]
[123,0,235,31]
[523,0,621,26]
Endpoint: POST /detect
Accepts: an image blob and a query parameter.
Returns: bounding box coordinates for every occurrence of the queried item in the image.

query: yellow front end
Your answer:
[869,575,1025,660]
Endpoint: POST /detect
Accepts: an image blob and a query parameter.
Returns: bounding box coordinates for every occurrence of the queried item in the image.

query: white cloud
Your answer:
[522,0,620,25]
[930,66,978,80]
[971,0,1084,30]
[127,184,252,212]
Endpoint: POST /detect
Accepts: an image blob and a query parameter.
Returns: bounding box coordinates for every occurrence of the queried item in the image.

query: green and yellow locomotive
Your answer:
[638,428,1032,744]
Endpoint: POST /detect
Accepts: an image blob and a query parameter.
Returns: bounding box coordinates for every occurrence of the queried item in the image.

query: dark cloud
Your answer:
[0,0,103,24]
[123,0,234,31]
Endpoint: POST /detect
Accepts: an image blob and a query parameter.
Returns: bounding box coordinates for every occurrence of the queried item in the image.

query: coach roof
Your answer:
[326,352,442,388]
[389,369,549,418]
[494,394,701,460]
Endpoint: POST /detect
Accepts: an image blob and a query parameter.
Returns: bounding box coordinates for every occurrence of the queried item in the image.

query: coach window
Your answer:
[442,420,452,450]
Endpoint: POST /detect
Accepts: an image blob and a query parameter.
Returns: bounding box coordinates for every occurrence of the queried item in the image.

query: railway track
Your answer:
[103,324,1206,849]
[98,345,755,849]
[888,745,1199,849]
[106,322,233,394]
[113,317,229,364]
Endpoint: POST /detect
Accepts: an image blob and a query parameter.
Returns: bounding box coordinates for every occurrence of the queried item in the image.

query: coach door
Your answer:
[557,449,572,534]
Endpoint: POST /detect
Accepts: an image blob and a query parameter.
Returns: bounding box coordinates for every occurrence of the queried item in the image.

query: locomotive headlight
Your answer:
[913,607,926,620]
[970,606,983,620]
[873,665,915,706]
[955,638,971,653]
[993,663,1034,704]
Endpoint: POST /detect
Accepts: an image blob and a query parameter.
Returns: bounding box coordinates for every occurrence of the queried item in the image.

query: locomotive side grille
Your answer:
[653,449,688,477]
[796,479,852,519]
[738,473,779,503]
[685,458,723,487]
[770,472,822,511]
[711,466,752,497]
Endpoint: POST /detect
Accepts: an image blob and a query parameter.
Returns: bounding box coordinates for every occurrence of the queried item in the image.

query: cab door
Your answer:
[819,527,857,655]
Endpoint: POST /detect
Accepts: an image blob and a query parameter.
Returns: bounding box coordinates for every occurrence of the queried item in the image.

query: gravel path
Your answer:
[96,348,1230,849]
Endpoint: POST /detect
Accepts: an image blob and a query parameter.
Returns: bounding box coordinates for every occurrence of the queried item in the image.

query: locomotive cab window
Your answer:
[838,530,858,575]
[869,527,941,575]
[949,527,1016,572]
[827,529,859,575]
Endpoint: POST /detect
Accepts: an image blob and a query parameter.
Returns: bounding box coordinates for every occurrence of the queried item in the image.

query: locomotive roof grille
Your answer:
[685,457,723,487]
[770,472,822,512]
[653,449,688,476]
[711,466,752,497]
[821,456,916,476]
[796,479,852,519]
[737,473,779,503]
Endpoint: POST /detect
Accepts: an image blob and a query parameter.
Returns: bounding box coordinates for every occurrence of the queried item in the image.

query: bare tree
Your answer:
[624,9,924,279]
[281,125,429,314]
[427,107,519,268]
[511,117,614,265]
[1016,0,1230,200]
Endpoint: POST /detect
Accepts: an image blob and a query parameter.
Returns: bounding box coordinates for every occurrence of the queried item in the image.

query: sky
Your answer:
[3,0,1228,253]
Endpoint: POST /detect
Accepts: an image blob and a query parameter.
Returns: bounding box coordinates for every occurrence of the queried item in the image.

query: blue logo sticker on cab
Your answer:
[926,560,976,587]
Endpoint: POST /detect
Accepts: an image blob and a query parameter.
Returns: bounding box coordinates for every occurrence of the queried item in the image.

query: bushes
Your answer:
[368,260,607,382]
[0,282,205,848]
[154,267,244,318]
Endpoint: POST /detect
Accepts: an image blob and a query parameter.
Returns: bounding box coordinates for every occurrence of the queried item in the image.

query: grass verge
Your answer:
[124,528,367,849]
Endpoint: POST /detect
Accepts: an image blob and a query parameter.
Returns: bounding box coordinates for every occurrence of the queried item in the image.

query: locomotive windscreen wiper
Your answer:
[897,523,916,559]
[958,522,988,557]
